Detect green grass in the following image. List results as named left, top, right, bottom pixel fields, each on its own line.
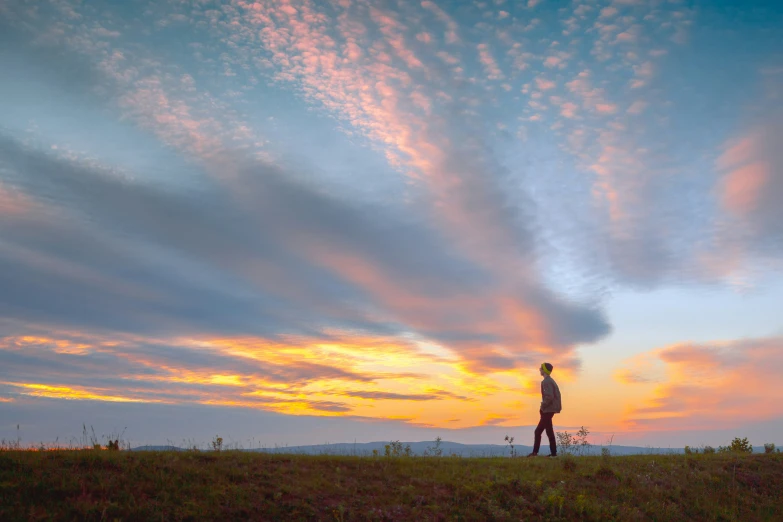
left=1, top=450, right=781, bottom=521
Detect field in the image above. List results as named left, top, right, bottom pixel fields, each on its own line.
left=1, top=449, right=781, bottom=521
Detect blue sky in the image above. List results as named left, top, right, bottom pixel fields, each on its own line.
left=0, top=0, right=781, bottom=448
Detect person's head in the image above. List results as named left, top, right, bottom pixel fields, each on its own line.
left=539, top=362, right=553, bottom=377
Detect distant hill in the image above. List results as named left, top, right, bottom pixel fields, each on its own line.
left=130, top=440, right=727, bottom=456
left=131, top=445, right=185, bottom=452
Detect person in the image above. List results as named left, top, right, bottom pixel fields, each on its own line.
left=527, top=362, right=561, bottom=457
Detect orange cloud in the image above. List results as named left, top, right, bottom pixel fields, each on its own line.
left=5, top=382, right=159, bottom=403
left=0, top=329, right=546, bottom=428
left=617, top=337, right=783, bottom=430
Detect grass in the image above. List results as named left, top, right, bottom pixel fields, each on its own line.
left=0, top=449, right=781, bottom=521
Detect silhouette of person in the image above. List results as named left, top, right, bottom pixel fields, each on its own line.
left=527, top=362, right=561, bottom=457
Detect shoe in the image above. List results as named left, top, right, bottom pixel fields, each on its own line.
left=526, top=452, right=538, bottom=458
left=546, top=454, right=557, bottom=458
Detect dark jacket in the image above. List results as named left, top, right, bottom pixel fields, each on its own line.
left=540, top=375, right=562, bottom=413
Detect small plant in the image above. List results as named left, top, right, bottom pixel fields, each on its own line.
left=556, top=431, right=574, bottom=455
left=540, top=486, right=565, bottom=517
left=2, top=424, right=23, bottom=450
left=763, top=443, right=775, bottom=454
left=83, top=424, right=101, bottom=450
left=684, top=445, right=698, bottom=455
left=703, top=445, right=716, bottom=454
left=424, top=436, right=443, bottom=457
left=504, top=435, right=516, bottom=458
left=602, top=434, right=615, bottom=457
left=575, top=493, right=596, bottom=516
left=211, top=435, right=223, bottom=452
left=106, top=439, right=120, bottom=451
left=561, top=454, right=577, bottom=472
left=556, top=426, right=591, bottom=456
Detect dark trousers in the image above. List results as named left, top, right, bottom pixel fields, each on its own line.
left=533, top=412, right=557, bottom=455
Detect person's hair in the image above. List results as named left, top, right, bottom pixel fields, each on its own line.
left=543, top=362, right=553, bottom=373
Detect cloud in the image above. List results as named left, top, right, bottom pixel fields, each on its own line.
left=420, top=0, right=460, bottom=44
left=618, top=337, right=783, bottom=430
left=717, top=119, right=783, bottom=241
left=535, top=77, right=556, bottom=91
left=626, top=100, right=647, bottom=114
left=477, top=43, right=504, bottom=80
left=600, top=7, right=618, bottom=18
left=0, top=135, right=488, bottom=340
left=0, top=129, right=611, bottom=389
left=697, top=115, right=783, bottom=278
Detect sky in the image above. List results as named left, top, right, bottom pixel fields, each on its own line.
left=0, top=0, right=781, bottom=449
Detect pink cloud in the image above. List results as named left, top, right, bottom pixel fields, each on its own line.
left=626, top=100, right=647, bottom=114
left=370, top=8, right=425, bottom=70
left=713, top=120, right=782, bottom=240
left=416, top=32, right=432, bottom=43
left=477, top=43, right=504, bottom=79
left=595, top=103, right=617, bottom=114
left=560, top=102, right=578, bottom=118
left=535, top=77, right=556, bottom=90
left=600, top=7, right=618, bottom=18
left=630, top=61, right=654, bottom=88
left=544, top=55, right=562, bottom=68
left=721, top=162, right=770, bottom=215
left=421, top=0, right=459, bottom=44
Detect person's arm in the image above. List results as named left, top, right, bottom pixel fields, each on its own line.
left=541, top=380, right=554, bottom=411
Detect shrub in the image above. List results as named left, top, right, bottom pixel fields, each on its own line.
left=384, top=440, right=411, bottom=457
left=763, top=443, right=775, bottom=454
left=703, top=445, right=715, bottom=454
left=684, top=445, right=698, bottom=455
left=729, top=437, right=753, bottom=453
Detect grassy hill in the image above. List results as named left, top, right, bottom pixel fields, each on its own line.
left=1, top=449, right=781, bottom=521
